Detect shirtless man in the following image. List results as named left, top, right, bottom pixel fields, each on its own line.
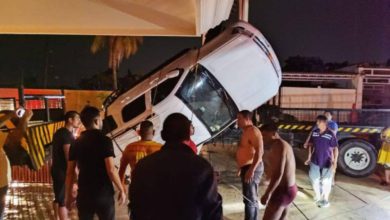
left=236, top=110, right=264, bottom=220
left=260, top=124, right=297, bottom=220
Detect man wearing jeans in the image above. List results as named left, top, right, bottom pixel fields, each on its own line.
left=305, top=115, right=338, bottom=208
left=236, top=110, right=264, bottom=220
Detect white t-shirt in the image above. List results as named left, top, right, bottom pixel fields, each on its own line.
left=0, top=131, right=11, bottom=188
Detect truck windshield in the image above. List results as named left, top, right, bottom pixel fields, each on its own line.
left=176, top=65, right=238, bottom=134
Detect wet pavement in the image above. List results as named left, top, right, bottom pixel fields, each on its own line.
left=4, top=145, right=390, bottom=220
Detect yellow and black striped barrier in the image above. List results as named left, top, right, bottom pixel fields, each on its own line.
left=25, top=121, right=64, bottom=170
left=1, top=112, right=64, bottom=170
left=278, top=124, right=382, bottom=134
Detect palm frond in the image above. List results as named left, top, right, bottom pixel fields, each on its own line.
left=91, top=35, right=144, bottom=90
left=91, top=36, right=106, bottom=54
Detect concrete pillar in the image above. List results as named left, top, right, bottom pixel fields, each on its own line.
left=352, top=73, right=363, bottom=109
left=239, top=0, right=249, bottom=21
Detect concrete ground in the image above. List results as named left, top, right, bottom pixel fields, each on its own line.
left=4, top=145, right=390, bottom=220
left=207, top=144, right=390, bottom=220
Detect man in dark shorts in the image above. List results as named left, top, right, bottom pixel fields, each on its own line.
left=260, top=124, right=297, bottom=220
left=51, top=111, right=80, bottom=220
left=65, top=106, right=126, bottom=220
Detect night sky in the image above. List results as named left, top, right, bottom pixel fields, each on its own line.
left=0, top=0, right=389, bottom=88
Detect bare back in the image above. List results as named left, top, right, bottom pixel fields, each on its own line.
left=270, top=139, right=296, bottom=188
left=236, top=125, right=263, bottom=168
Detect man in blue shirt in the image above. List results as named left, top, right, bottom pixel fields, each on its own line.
left=305, top=115, right=338, bottom=208
left=304, top=111, right=339, bottom=149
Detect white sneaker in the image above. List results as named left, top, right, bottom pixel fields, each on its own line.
left=258, top=201, right=266, bottom=210
left=318, top=200, right=330, bottom=208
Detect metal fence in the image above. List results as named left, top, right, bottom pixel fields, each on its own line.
left=276, top=108, right=390, bottom=127
left=11, top=161, right=52, bottom=183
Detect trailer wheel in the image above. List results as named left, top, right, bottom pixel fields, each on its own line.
left=338, top=139, right=377, bottom=177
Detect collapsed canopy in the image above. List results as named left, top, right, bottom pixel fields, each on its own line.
left=0, top=0, right=233, bottom=36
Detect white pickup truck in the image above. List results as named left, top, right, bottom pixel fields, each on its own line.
left=103, top=21, right=282, bottom=160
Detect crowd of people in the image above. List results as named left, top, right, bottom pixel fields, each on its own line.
left=53, top=107, right=222, bottom=220
left=48, top=107, right=300, bottom=220
left=1, top=107, right=390, bottom=220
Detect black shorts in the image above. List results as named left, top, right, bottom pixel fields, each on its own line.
left=77, top=195, right=115, bottom=220
left=51, top=171, right=66, bottom=207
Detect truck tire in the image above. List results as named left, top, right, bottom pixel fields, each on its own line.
left=338, top=139, right=377, bottom=177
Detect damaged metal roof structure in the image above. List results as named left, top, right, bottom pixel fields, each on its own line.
left=0, top=0, right=234, bottom=36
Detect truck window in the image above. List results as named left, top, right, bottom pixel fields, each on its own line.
left=151, top=72, right=182, bottom=105
left=176, top=65, right=238, bottom=134
left=122, top=95, right=146, bottom=122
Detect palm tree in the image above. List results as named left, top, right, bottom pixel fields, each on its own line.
left=91, top=36, right=143, bottom=90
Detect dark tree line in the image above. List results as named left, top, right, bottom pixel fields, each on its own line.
left=283, top=56, right=390, bottom=72
left=79, top=69, right=141, bottom=91
left=283, top=56, right=349, bottom=72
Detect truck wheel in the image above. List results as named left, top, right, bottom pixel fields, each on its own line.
left=338, top=139, right=377, bottom=177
